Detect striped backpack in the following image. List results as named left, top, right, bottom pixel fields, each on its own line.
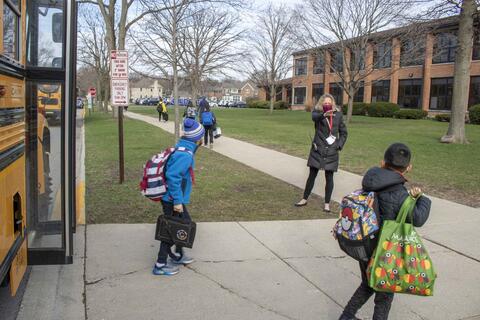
left=139, top=147, right=192, bottom=201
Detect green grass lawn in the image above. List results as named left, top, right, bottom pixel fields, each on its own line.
left=129, top=105, right=480, bottom=207
left=85, top=112, right=336, bottom=224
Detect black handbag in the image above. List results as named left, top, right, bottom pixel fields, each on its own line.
left=155, top=214, right=196, bottom=248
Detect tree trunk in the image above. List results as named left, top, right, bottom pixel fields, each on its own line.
left=269, top=84, right=275, bottom=114
left=173, top=9, right=180, bottom=141
left=346, top=86, right=354, bottom=124
left=441, top=0, right=475, bottom=144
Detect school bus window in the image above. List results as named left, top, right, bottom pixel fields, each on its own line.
left=3, top=1, right=20, bottom=60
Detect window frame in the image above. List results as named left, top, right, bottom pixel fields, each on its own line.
left=432, top=32, right=457, bottom=64
left=400, top=38, right=425, bottom=67
left=329, top=50, right=343, bottom=73
left=429, top=77, right=454, bottom=110
left=468, top=76, right=480, bottom=107
left=373, top=42, right=392, bottom=69
left=3, top=0, right=22, bottom=62
left=294, top=57, right=307, bottom=76
left=329, top=82, right=343, bottom=105
left=397, top=78, right=423, bottom=109
left=312, top=53, right=324, bottom=74
left=371, top=80, right=391, bottom=102
left=293, top=86, right=306, bottom=105
left=312, top=83, right=324, bottom=105
left=473, top=33, right=480, bottom=61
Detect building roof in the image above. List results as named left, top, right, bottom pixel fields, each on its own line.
left=293, top=15, right=463, bottom=56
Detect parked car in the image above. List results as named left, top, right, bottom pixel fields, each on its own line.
left=218, top=100, right=226, bottom=107
left=232, top=101, right=246, bottom=108
left=147, top=97, right=160, bottom=105
left=209, top=101, right=218, bottom=108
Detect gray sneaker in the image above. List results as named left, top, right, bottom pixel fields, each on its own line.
left=171, top=254, right=195, bottom=265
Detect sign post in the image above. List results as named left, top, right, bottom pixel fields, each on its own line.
left=111, top=50, right=129, bottom=184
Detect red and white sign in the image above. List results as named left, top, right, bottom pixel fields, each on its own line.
left=111, top=50, right=129, bottom=79
left=89, top=87, right=96, bottom=97
left=111, top=50, right=129, bottom=106
left=111, top=79, right=129, bottom=106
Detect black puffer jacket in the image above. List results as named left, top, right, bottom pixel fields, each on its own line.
left=307, top=110, right=348, bottom=172
left=362, top=167, right=431, bottom=227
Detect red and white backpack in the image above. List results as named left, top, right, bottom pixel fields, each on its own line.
left=139, top=147, right=192, bottom=201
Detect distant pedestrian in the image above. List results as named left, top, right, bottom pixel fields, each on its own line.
left=339, top=143, right=431, bottom=320
left=295, top=93, right=347, bottom=212
left=184, top=101, right=197, bottom=120
left=156, top=98, right=168, bottom=122
left=198, top=96, right=209, bottom=114
left=153, top=118, right=205, bottom=276
left=200, top=104, right=216, bottom=148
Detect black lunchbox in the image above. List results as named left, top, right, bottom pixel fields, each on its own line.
left=155, top=214, right=196, bottom=248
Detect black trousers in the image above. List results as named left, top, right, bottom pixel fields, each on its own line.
left=162, top=112, right=168, bottom=121
left=341, top=261, right=394, bottom=320
left=156, top=201, right=191, bottom=264
left=303, top=167, right=334, bottom=203
left=204, top=125, right=214, bottom=145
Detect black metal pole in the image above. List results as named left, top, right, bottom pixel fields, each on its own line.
left=118, top=106, right=125, bottom=184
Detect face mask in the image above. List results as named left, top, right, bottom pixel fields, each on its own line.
left=322, top=104, right=333, bottom=113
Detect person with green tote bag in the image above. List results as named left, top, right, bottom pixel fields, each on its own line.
left=367, top=195, right=437, bottom=296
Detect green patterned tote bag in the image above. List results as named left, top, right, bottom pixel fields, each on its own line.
left=367, top=195, right=436, bottom=296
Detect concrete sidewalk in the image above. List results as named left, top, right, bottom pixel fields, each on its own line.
left=125, top=111, right=480, bottom=261
left=18, top=221, right=480, bottom=320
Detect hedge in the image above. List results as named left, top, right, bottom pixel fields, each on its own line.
left=367, top=102, right=400, bottom=118
left=247, top=100, right=269, bottom=109
left=469, top=104, right=480, bottom=124
left=274, top=101, right=288, bottom=110
left=342, top=102, right=369, bottom=116
left=394, top=109, right=428, bottom=119
left=435, top=114, right=450, bottom=122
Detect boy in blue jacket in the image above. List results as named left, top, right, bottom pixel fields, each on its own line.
left=153, top=118, right=205, bottom=276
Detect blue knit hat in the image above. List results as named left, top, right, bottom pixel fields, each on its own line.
left=183, top=118, right=204, bottom=142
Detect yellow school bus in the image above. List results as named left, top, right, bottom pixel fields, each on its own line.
left=0, top=0, right=77, bottom=299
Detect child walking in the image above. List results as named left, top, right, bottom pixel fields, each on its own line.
left=339, top=143, right=431, bottom=320
left=200, top=104, right=216, bottom=148
left=153, top=118, right=204, bottom=276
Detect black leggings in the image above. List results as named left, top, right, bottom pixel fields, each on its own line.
left=303, top=167, right=334, bottom=203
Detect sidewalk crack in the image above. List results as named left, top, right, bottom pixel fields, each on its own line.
left=186, top=265, right=297, bottom=320
left=237, top=222, right=344, bottom=309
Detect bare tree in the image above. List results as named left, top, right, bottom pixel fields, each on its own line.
left=179, top=5, right=244, bottom=106
left=432, top=0, right=478, bottom=144
left=297, top=0, right=424, bottom=123
left=131, top=0, right=192, bottom=139
left=77, top=6, right=111, bottom=112
left=247, top=4, right=295, bottom=114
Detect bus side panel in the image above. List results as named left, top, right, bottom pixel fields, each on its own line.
left=9, top=239, right=27, bottom=296
left=0, top=75, right=24, bottom=108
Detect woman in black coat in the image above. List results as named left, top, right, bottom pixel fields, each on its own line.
left=295, top=93, right=348, bottom=212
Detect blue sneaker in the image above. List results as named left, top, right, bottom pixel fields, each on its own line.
left=152, top=264, right=179, bottom=276
left=171, top=254, right=195, bottom=265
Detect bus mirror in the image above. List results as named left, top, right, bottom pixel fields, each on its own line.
left=52, top=13, right=63, bottom=43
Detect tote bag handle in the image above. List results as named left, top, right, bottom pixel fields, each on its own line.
left=395, top=195, right=417, bottom=224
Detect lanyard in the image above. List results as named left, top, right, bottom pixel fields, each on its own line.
left=325, top=113, right=333, bottom=133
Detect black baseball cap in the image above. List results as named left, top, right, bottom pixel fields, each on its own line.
left=384, top=143, right=411, bottom=169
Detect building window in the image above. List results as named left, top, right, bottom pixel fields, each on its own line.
left=330, top=50, right=343, bottom=73
left=354, top=82, right=364, bottom=102
left=293, top=87, right=306, bottom=104
left=313, top=53, right=324, bottom=74
left=373, top=42, right=392, bottom=69
left=469, top=76, right=480, bottom=107
left=350, top=49, right=365, bottom=71
left=430, top=77, right=454, bottom=110
left=371, top=80, right=390, bottom=102
left=295, top=57, right=307, bottom=76
left=473, top=33, right=480, bottom=61
left=3, top=1, right=21, bottom=61
left=400, top=38, right=425, bottom=67
left=433, top=32, right=457, bottom=64
left=312, top=83, right=324, bottom=105
left=329, top=83, right=343, bottom=105
left=398, top=79, right=422, bottom=109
